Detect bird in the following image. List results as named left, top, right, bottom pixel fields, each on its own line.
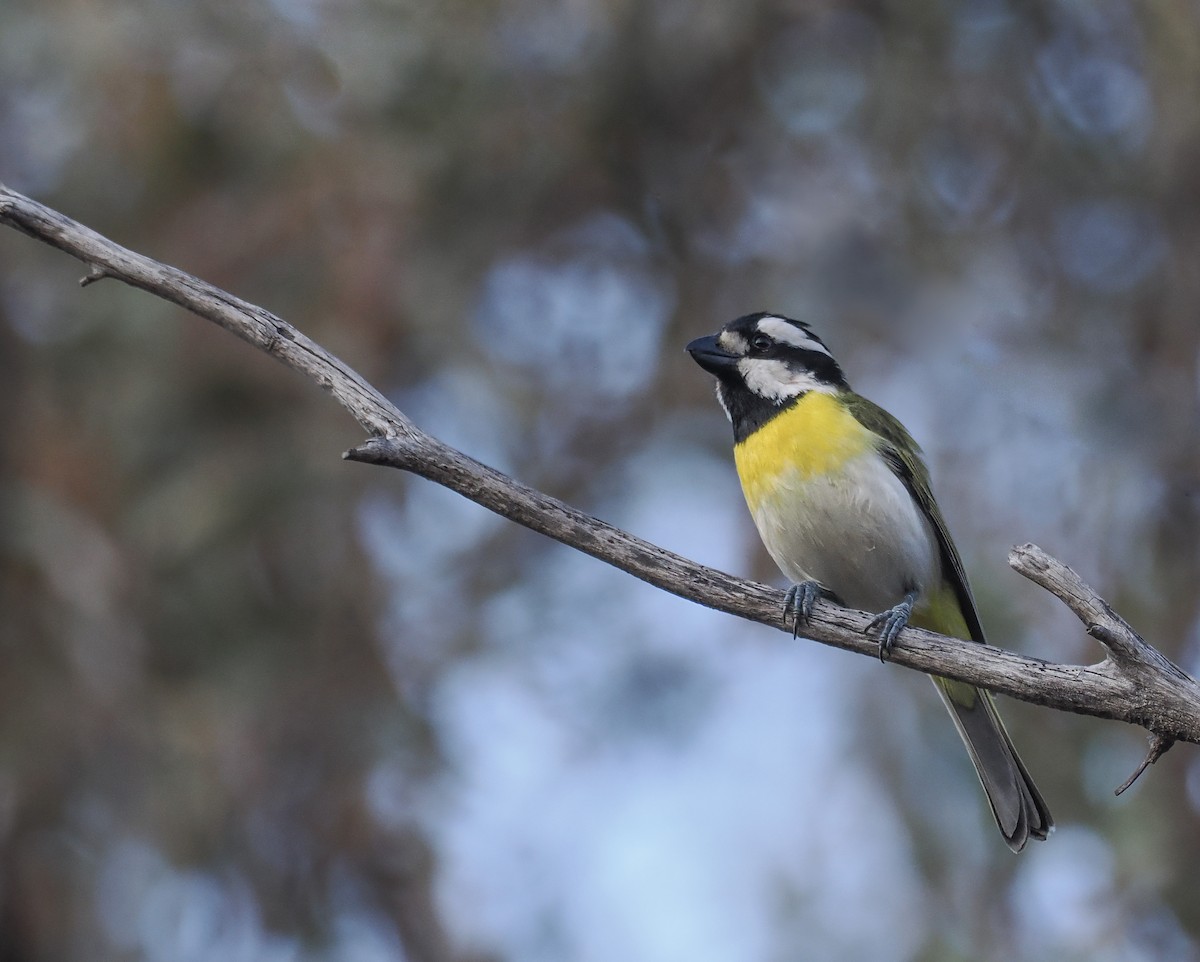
left=686, top=311, right=1052, bottom=852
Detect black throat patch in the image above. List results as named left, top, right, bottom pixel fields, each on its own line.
left=719, top=382, right=801, bottom=445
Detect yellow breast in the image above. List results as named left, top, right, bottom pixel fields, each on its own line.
left=733, top=391, right=874, bottom=513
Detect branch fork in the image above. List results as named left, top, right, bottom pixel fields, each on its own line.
left=1007, top=544, right=1191, bottom=791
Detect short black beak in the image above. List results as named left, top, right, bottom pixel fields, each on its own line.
left=686, top=335, right=738, bottom=376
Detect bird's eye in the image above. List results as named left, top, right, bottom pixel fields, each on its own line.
left=750, top=334, right=772, bottom=353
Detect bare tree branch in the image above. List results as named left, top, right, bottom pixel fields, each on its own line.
left=1114, top=733, right=1174, bottom=796
left=5, top=182, right=1200, bottom=770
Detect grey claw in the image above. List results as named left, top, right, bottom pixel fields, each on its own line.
left=866, top=592, right=916, bottom=661
left=784, top=581, right=824, bottom=638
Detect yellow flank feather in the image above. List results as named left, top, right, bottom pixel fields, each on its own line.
left=733, top=392, right=873, bottom=513
left=910, top=583, right=972, bottom=640
left=913, top=585, right=979, bottom=707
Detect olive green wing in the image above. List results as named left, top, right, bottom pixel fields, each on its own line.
left=842, top=392, right=986, bottom=645
left=844, top=392, right=1053, bottom=850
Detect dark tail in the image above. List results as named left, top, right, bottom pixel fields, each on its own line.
left=933, top=676, right=1053, bottom=852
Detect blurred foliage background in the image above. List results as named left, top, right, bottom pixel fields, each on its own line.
left=3, top=0, right=1200, bottom=959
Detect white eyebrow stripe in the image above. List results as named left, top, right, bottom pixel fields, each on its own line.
left=755, top=316, right=832, bottom=357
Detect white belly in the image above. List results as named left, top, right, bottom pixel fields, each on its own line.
left=748, top=452, right=940, bottom=613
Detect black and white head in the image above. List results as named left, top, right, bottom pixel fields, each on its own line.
left=686, top=312, right=847, bottom=436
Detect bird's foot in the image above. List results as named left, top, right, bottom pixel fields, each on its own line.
left=783, top=580, right=833, bottom=638
left=866, top=591, right=917, bottom=662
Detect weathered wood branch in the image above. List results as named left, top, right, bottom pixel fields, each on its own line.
left=4, top=183, right=1198, bottom=785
